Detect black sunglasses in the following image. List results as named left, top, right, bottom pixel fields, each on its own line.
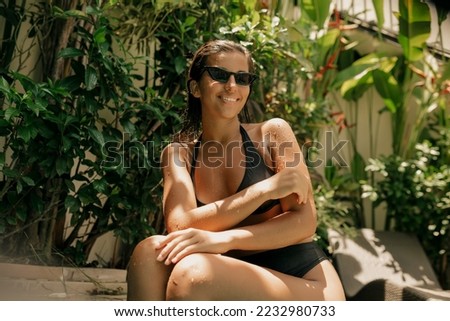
left=202, top=66, right=258, bottom=86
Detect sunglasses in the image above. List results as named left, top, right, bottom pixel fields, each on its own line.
left=202, top=66, right=258, bottom=86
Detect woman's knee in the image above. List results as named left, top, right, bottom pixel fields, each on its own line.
left=127, top=235, right=166, bottom=277
left=127, top=235, right=171, bottom=301
left=166, top=253, right=216, bottom=300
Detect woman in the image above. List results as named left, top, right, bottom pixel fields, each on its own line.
left=126, top=39, right=345, bottom=300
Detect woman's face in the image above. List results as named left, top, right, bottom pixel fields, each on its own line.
left=192, top=50, right=251, bottom=121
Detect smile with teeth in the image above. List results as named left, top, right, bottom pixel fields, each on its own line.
left=222, top=96, right=238, bottom=102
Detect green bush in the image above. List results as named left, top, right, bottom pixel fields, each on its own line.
left=362, top=140, right=450, bottom=283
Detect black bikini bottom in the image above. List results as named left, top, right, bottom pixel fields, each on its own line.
left=238, top=242, right=329, bottom=278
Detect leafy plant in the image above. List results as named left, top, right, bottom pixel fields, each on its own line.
left=333, top=0, right=450, bottom=159
left=361, top=140, right=450, bottom=286
left=0, top=1, right=179, bottom=267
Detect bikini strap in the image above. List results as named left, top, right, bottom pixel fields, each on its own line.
left=190, top=137, right=201, bottom=178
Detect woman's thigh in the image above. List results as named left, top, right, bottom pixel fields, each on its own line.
left=166, top=253, right=345, bottom=301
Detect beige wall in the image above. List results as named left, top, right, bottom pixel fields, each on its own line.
left=314, top=88, right=393, bottom=230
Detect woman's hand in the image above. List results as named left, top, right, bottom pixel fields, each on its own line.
left=155, top=228, right=230, bottom=265
left=267, top=167, right=310, bottom=204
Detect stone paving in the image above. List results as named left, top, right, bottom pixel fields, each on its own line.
left=0, top=263, right=127, bottom=301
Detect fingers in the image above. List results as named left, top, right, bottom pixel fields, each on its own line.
left=290, top=169, right=309, bottom=204
left=273, top=168, right=309, bottom=204
left=155, top=229, right=206, bottom=265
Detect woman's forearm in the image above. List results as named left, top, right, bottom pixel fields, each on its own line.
left=222, top=198, right=317, bottom=252
left=166, top=179, right=274, bottom=232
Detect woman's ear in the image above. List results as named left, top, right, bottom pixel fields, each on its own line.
left=189, top=80, right=201, bottom=98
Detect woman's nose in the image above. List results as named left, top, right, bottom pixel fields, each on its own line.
left=224, top=75, right=237, bottom=90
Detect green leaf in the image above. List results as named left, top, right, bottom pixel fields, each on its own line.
left=94, top=26, right=107, bottom=44
left=316, top=29, right=340, bottom=69
left=324, top=161, right=337, bottom=184
left=398, top=0, right=431, bottom=62
left=174, top=55, right=187, bottom=75
left=300, top=0, right=333, bottom=29
left=0, top=152, right=5, bottom=168
left=435, top=3, right=450, bottom=25
left=0, top=77, right=11, bottom=94
left=78, top=184, right=100, bottom=205
left=2, top=167, right=19, bottom=178
left=16, top=180, right=23, bottom=194
left=59, top=75, right=82, bottom=92
left=121, top=119, right=135, bottom=135
left=440, top=62, right=450, bottom=82
left=63, top=9, right=88, bottom=20
left=93, top=178, right=109, bottom=193
left=373, top=69, right=402, bottom=113
left=29, top=192, right=44, bottom=214
left=372, top=0, right=385, bottom=32
left=17, top=126, right=32, bottom=142
left=56, top=157, right=68, bottom=176
left=331, top=55, right=379, bottom=89
left=12, top=72, right=34, bottom=92
left=4, top=107, right=19, bottom=121
left=351, top=152, right=367, bottom=182
left=0, top=118, right=11, bottom=135
left=21, top=176, right=35, bottom=186
left=65, top=179, right=76, bottom=192
left=183, top=16, right=197, bottom=27
left=28, top=97, right=48, bottom=116
left=85, top=65, right=98, bottom=91
left=15, top=206, right=27, bottom=222
left=58, top=47, right=85, bottom=58
left=88, top=127, right=105, bottom=146
left=6, top=215, right=17, bottom=225
left=332, top=54, right=397, bottom=101
left=65, top=195, right=81, bottom=212
left=62, top=136, right=72, bottom=152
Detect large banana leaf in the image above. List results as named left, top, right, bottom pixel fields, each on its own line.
left=372, top=0, right=385, bottom=33
left=331, top=54, right=397, bottom=101
left=398, top=0, right=431, bottom=62
left=300, top=0, right=333, bottom=29
left=372, top=69, right=402, bottom=113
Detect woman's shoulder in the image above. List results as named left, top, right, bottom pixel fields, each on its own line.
left=160, top=141, right=197, bottom=168
left=243, top=118, right=293, bottom=139
left=262, top=117, right=292, bottom=131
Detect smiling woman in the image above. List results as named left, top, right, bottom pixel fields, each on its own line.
left=126, top=39, right=345, bottom=301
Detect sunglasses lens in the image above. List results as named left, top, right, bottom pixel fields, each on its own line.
left=208, top=68, right=230, bottom=83
left=235, top=73, right=252, bottom=86
left=206, top=67, right=256, bottom=86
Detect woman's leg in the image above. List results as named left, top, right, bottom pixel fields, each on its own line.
left=166, top=253, right=345, bottom=301
left=126, top=235, right=174, bottom=300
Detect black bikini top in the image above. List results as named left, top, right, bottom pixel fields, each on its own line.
left=190, top=125, right=280, bottom=215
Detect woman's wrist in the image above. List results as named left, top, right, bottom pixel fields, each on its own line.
left=254, top=178, right=274, bottom=202
left=219, top=230, right=237, bottom=252
left=220, top=229, right=251, bottom=251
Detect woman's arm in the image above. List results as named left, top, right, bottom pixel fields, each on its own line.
left=221, top=195, right=316, bottom=252
left=161, top=143, right=267, bottom=232
left=161, top=136, right=308, bottom=233
left=207, top=118, right=317, bottom=251
left=156, top=198, right=316, bottom=266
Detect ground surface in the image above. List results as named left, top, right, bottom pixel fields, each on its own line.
left=0, top=262, right=127, bottom=301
